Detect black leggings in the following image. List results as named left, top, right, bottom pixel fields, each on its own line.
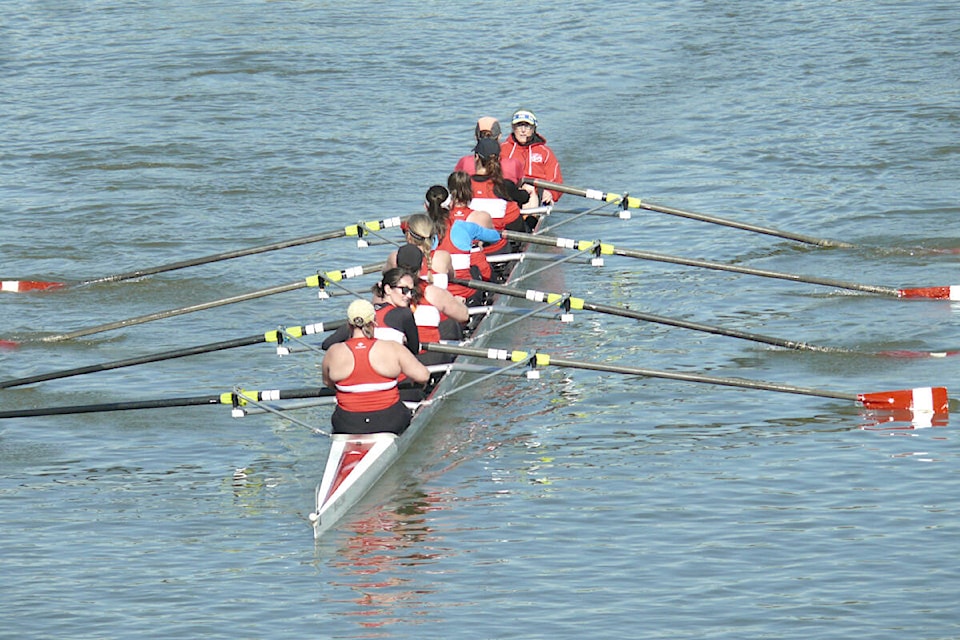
left=332, top=401, right=413, bottom=435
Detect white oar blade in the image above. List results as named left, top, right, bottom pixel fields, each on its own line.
left=897, top=285, right=960, bottom=300
left=857, top=386, right=949, bottom=413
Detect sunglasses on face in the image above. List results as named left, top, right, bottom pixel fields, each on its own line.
left=392, top=285, right=415, bottom=296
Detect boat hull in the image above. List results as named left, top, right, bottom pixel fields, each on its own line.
left=310, top=371, right=462, bottom=537
left=310, top=228, right=541, bottom=537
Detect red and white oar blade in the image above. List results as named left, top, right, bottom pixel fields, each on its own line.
left=0, top=340, right=18, bottom=351
left=878, top=349, right=960, bottom=358
left=897, top=285, right=960, bottom=300
left=860, top=409, right=949, bottom=430
left=857, top=386, right=949, bottom=413
left=1, top=280, right=67, bottom=293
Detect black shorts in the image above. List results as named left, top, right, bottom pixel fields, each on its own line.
left=331, top=401, right=413, bottom=436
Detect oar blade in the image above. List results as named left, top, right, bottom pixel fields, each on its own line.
left=861, top=409, right=950, bottom=430
left=877, top=349, right=960, bottom=358
left=857, top=386, right=949, bottom=413
left=2, top=280, right=67, bottom=293
left=897, top=286, right=960, bottom=300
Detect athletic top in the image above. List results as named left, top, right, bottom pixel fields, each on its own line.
left=322, top=303, right=419, bottom=355
left=437, top=205, right=499, bottom=299
left=334, top=337, right=400, bottom=412
left=469, top=175, right=528, bottom=254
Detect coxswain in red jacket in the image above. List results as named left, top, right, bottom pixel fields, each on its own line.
left=501, top=109, right=563, bottom=205
left=322, top=299, right=430, bottom=435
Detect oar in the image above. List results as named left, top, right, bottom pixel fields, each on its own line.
left=0, top=318, right=345, bottom=390
left=0, top=386, right=334, bottom=420
left=423, top=343, right=950, bottom=414
left=522, top=178, right=854, bottom=248
left=0, top=218, right=402, bottom=294
left=502, top=230, right=960, bottom=301
left=452, top=277, right=956, bottom=358
left=7, top=261, right=383, bottom=345
left=453, top=277, right=849, bottom=354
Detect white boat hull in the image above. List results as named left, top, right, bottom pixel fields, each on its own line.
left=310, top=223, right=543, bottom=537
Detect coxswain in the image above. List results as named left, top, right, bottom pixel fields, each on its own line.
left=322, top=299, right=429, bottom=436
left=501, top=109, right=564, bottom=208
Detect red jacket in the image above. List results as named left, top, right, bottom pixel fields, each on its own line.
left=500, top=133, right=563, bottom=202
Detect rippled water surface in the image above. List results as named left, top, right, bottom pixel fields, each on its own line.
left=2, top=1, right=959, bottom=638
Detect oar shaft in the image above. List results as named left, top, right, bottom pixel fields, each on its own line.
left=0, top=335, right=266, bottom=389
left=424, top=343, right=856, bottom=402
left=40, top=281, right=308, bottom=343
left=524, top=179, right=854, bottom=248
left=451, top=277, right=848, bottom=354
left=0, top=395, right=224, bottom=418
left=0, top=386, right=335, bottom=419
left=502, top=230, right=900, bottom=297
left=31, top=260, right=383, bottom=344
left=82, top=229, right=348, bottom=285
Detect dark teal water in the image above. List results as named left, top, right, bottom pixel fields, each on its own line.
left=2, top=1, right=959, bottom=638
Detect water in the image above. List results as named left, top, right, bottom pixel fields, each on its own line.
left=2, top=1, right=959, bottom=638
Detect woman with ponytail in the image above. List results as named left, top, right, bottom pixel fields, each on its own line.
left=468, top=138, right=529, bottom=257
left=435, top=173, right=501, bottom=305
left=322, top=298, right=429, bottom=435
left=386, top=213, right=454, bottom=289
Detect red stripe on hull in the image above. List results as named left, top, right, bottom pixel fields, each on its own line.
left=323, top=440, right=375, bottom=504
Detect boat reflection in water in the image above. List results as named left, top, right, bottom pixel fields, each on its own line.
left=321, top=488, right=450, bottom=629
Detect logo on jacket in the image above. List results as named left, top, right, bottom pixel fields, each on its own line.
left=530, top=152, right=544, bottom=163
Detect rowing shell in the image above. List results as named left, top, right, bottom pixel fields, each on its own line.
left=308, top=393, right=450, bottom=537
left=308, top=215, right=546, bottom=538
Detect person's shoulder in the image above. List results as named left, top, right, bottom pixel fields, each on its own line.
left=324, top=339, right=350, bottom=357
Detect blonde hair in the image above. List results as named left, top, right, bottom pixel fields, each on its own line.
left=405, top=214, right=435, bottom=275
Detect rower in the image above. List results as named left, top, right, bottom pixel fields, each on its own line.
left=385, top=214, right=454, bottom=289
left=453, top=115, right=524, bottom=183
left=396, top=245, right=469, bottom=366
left=439, top=172, right=501, bottom=306
left=322, top=268, right=420, bottom=356
left=469, top=137, right=530, bottom=264
left=322, top=299, right=429, bottom=436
